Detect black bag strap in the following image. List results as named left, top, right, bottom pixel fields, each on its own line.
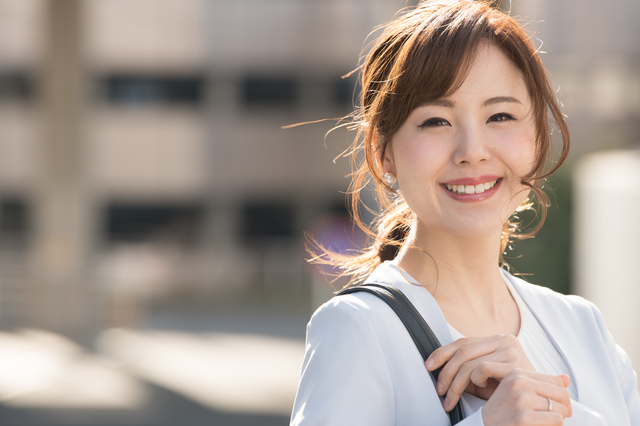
left=338, top=283, right=465, bottom=425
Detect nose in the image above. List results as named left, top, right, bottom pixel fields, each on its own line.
left=452, top=126, right=491, bottom=165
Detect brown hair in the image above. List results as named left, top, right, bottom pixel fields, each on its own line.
left=311, top=0, right=569, bottom=286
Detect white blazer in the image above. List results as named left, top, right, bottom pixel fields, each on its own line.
left=291, top=261, right=640, bottom=425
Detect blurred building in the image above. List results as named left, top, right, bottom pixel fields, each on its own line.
left=515, top=0, right=640, bottom=153
left=0, top=0, right=408, bottom=338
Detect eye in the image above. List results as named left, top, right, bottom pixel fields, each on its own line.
left=487, top=113, right=515, bottom=123
left=419, top=117, right=451, bottom=128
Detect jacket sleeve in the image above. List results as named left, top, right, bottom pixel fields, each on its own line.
left=290, top=298, right=396, bottom=426
left=593, top=302, right=640, bottom=425
left=561, top=300, right=640, bottom=426
left=565, top=400, right=607, bottom=425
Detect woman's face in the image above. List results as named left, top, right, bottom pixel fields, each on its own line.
left=383, top=42, right=537, bottom=240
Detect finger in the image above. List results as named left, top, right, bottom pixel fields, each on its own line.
left=437, top=345, right=512, bottom=396
left=501, top=370, right=572, bottom=417
left=466, top=378, right=499, bottom=401
left=557, top=374, right=572, bottom=416
left=508, top=368, right=566, bottom=388
left=425, top=339, right=467, bottom=371
left=532, top=379, right=572, bottom=418
left=425, top=336, right=502, bottom=371
left=558, top=374, right=570, bottom=389
left=506, top=369, right=570, bottom=405
left=537, top=394, right=571, bottom=419
left=468, top=360, right=513, bottom=388
left=444, top=361, right=512, bottom=411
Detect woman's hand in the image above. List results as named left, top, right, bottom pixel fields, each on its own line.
left=425, top=335, right=535, bottom=411
left=482, top=369, right=572, bottom=425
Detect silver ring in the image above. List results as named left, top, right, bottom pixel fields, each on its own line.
left=547, top=397, right=553, bottom=412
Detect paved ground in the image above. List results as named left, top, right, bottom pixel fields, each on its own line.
left=0, top=385, right=290, bottom=426
left=0, top=303, right=310, bottom=426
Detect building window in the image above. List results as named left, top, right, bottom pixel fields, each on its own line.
left=102, top=75, right=205, bottom=106
left=104, top=203, right=205, bottom=244
left=241, top=201, right=295, bottom=241
left=332, top=75, right=358, bottom=106
left=0, top=197, right=30, bottom=247
left=241, top=76, right=298, bottom=107
left=0, top=72, right=35, bottom=101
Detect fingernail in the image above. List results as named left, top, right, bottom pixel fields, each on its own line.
left=425, top=358, right=434, bottom=370
left=436, top=383, right=444, bottom=395
left=442, top=397, right=449, bottom=411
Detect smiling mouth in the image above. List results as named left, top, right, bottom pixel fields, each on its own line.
left=444, top=179, right=500, bottom=195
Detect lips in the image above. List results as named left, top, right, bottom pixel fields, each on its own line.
left=445, top=178, right=499, bottom=195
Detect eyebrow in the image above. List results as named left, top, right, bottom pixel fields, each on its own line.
left=422, top=99, right=455, bottom=108
left=420, top=96, right=522, bottom=108
left=483, top=96, right=522, bottom=106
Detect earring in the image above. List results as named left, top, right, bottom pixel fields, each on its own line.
left=384, top=172, right=396, bottom=185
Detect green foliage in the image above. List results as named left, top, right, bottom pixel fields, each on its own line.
left=504, top=169, right=573, bottom=295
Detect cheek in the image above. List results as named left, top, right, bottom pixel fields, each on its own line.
left=394, top=133, right=448, bottom=169
left=395, top=145, right=448, bottom=193
left=503, top=131, right=536, bottom=212
left=503, top=129, right=537, bottom=177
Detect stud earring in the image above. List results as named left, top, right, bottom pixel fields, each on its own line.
left=384, top=172, right=396, bottom=185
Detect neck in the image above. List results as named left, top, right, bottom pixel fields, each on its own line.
left=394, top=221, right=505, bottom=304
left=394, top=220, right=521, bottom=337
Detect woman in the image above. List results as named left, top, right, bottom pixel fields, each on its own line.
left=291, top=1, right=640, bottom=425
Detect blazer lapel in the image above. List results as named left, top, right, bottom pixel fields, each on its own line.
left=503, top=271, right=583, bottom=400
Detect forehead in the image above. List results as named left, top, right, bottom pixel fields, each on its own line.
left=452, top=43, right=529, bottom=103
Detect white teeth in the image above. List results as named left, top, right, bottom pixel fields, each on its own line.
left=445, top=179, right=498, bottom=194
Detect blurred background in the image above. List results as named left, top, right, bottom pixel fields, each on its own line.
left=0, top=0, right=638, bottom=425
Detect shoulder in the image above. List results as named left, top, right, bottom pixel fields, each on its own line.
left=504, top=270, right=595, bottom=309
left=309, top=261, right=416, bottom=330
left=308, top=287, right=401, bottom=339
left=308, top=261, right=438, bottom=336
left=305, top=265, right=427, bottom=364
left=503, top=270, right=602, bottom=323
left=302, top=291, right=399, bottom=384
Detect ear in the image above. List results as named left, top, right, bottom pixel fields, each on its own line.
left=379, top=136, right=396, bottom=176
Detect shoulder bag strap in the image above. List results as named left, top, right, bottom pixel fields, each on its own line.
left=338, top=283, right=465, bottom=425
